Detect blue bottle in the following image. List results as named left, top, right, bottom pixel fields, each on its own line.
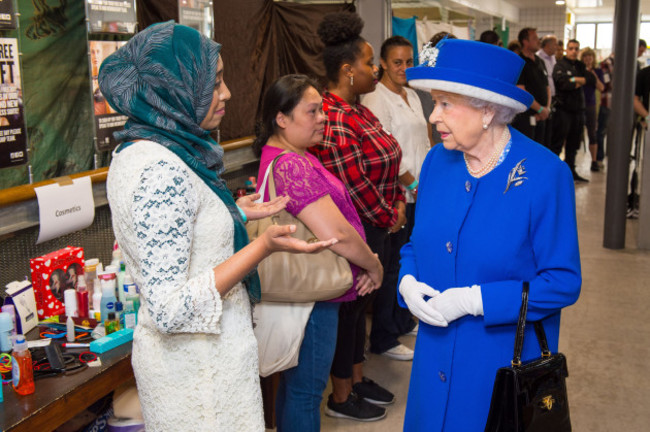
left=99, top=272, right=117, bottom=323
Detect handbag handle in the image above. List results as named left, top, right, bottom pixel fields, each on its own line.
left=511, top=282, right=553, bottom=367
left=256, top=151, right=291, bottom=204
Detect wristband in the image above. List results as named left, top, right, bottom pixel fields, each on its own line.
left=236, top=205, right=247, bottom=223
left=406, top=179, right=419, bottom=191
left=536, top=106, right=544, bottom=114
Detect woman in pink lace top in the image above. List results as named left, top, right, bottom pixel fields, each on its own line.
left=253, top=74, right=383, bottom=431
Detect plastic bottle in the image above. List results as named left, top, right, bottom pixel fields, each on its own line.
left=11, top=335, right=35, bottom=395
left=122, top=301, right=137, bottom=329
left=66, top=315, right=75, bottom=342
left=76, top=276, right=89, bottom=319
left=115, top=301, right=123, bottom=325
left=104, top=312, right=120, bottom=335
left=84, top=258, right=99, bottom=295
left=1, top=304, right=17, bottom=336
left=92, top=274, right=102, bottom=312
left=63, top=289, right=77, bottom=318
left=117, top=263, right=127, bottom=304
left=99, top=271, right=117, bottom=322
left=0, top=312, right=13, bottom=352
left=123, top=274, right=140, bottom=316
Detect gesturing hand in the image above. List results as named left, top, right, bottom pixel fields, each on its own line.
left=236, top=194, right=290, bottom=221
left=262, top=224, right=338, bottom=254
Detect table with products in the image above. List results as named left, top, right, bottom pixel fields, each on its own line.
left=0, top=337, right=133, bottom=432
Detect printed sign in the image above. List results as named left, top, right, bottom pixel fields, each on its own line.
left=0, top=38, right=26, bottom=169
left=0, top=0, right=15, bottom=29
left=86, top=0, right=137, bottom=34
left=178, top=0, right=213, bottom=39
left=89, top=40, right=128, bottom=152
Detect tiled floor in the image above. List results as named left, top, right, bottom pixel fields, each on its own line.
left=315, top=149, right=650, bottom=432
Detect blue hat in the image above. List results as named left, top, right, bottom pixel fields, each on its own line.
left=406, top=39, right=533, bottom=113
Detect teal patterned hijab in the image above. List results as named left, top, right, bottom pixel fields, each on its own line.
left=98, top=21, right=260, bottom=302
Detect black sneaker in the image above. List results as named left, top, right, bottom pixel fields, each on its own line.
left=590, top=161, right=600, bottom=172
left=353, top=377, right=395, bottom=405
left=572, top=171, right=589, bottom=182
left=324, top=392, right=387, bottom=422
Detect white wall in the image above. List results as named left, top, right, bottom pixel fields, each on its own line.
left=358, top=0, right=390, bottom=57
left=509, top=6, right=567, bottom=46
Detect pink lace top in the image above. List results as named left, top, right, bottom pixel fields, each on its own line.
left=257, top=145, right=365, bottom=302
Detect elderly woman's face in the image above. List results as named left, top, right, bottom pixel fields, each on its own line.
left=430, top=91, right=487, bottom=152
left=200, top=57, right=231, bottom=131
left=278, top=86, right=325, bottom=148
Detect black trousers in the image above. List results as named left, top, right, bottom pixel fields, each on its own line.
left=550, top=108, right=584, bottom=171
left=512, top=113, right=547, bottom=146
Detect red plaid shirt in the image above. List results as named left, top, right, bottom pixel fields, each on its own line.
left=310, top=91, right=405, bottom=228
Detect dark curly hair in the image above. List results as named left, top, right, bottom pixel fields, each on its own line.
left=317, top=12, right=366, bottom=84
left=252, top=74, right=321, bottom=157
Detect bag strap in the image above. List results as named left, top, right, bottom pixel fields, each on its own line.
left=512, top=281, right=554, bottom=367
left=512, top=281, right=529, bottom=367
left=256, top=151, right=291, bottom=204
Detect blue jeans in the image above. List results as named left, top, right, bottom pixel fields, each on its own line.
left=275, top=301, right=340, bottom=432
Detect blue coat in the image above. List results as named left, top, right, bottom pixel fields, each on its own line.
left=398, top=127, right=581, bottom=431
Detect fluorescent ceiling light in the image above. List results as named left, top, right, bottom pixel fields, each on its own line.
left=556, top=1, right=566, bottom=5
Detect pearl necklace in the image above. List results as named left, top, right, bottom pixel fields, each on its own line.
left=464, top=128, right=511, bottom=178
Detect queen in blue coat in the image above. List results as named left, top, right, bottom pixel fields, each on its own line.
left=398, top=39, right=581, bottom=431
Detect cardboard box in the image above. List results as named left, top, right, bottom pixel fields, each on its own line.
left=30, top=246, right=84, bottom=319
left=3, top=280, right=38, bottom=335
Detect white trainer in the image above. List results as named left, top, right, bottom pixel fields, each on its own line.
left=380, top=343, right=414, bottom=361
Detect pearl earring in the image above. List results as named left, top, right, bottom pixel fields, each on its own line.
left=350, top=75, right=354, bottom=86
left=483, top=123, right=489, bottom=130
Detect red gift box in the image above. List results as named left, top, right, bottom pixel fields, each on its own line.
left=30, top=246, right=85, bottom=320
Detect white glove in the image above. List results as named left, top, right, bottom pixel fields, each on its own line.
left=399, top=275, right=447, bottom=327
left=427, top=285, right=483, bottom=324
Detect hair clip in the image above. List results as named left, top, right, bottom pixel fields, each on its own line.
left=419, top=42, right=440, bottom=67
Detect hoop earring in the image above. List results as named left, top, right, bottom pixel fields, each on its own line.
left=350, top=75, right=354, bottom=86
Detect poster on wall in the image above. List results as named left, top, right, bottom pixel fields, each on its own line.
left=178, top=0, right=213, bottom=39
left=0, top=38, right=27, bottom=169
left=89, top=40, right=128, bottom=152
left=85, top=0, right=137, bottom=34
left=0, top=0, right=16, bottom=29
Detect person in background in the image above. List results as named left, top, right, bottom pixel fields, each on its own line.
left=100, top=21, right=336, bottom=431
left=537, top=35, right=558, bottom=149
left=362, top=35, right=432, bottom=358
left=253, top=74, right=383, bottom=432
left=479, top=29, right=501, bottom=46
left=638, top=39, right=647, bottom=70
left=556, top=39, right=565, bottom=62
left=579, top=47, right=605, bottom=173
left=512, top=28, right=550, bottom=143
left=551, top=39, right=595, bottom=182
left=312, top=11, right=407, bottom=422
left=597, top=52, right=614, bottom=166
left=399, top=38, right=581, bottom=431
left=507, top=40, right=521, bottom=55
left=414, top=31, right=457, bottom=144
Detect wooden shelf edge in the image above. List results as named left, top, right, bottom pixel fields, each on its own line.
left=0, top=137, right=255, bottom=208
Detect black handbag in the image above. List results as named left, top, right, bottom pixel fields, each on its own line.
left=485, top=282, right=571, bottom=432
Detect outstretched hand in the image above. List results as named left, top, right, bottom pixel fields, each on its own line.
left=236, top=194, right=290, bottom=221
left=262, top=224, right=338, bottom=254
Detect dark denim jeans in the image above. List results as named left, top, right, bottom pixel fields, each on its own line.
left=275, top=301, right=340, bottom=432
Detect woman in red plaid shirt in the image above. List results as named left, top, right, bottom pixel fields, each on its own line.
left=311, top=12, right=410, bottom=422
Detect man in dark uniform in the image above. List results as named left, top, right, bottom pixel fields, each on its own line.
left=512, top=28, right=550, bottom=143
left=551, top=39, right=595, bottom=182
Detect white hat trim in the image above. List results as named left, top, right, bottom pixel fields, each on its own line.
left=409, top=79, right=528, bottom=112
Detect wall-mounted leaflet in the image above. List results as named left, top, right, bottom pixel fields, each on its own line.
left=85, top=0, right=137, bottom=34
left=178, top=0, right=213, bottom=40
left=89, top=40, right=127, bottom=152
left=0, top=38, right=26, bottom=169
left=0, top=0, right=16, bottom=29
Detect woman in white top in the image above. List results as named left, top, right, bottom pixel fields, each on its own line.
left=100, top=22, right=336, bottom=432
left=361, top=36, right=432, bottom=360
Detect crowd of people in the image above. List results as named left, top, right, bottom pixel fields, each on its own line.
left=97, top=12, right=594, bottom=432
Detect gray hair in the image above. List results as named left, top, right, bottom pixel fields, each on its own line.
left=465, top=96, right=520, bottom=125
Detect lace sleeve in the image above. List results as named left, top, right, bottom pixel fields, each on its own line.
left=132, top=160, right=223, bottom=334
left=272, top=154, right=331, bottom=216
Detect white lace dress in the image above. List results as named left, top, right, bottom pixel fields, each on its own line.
left=107, top=141, right=264, bottom=432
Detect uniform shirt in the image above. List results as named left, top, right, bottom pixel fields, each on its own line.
left=635, top=65, right=650, bottom=111
left=553, top=56, right=595, bottom=112
left=536, top=49, right=556, bottom=96
left=517, top=53, right=549, bottom=115
left=361, top=82, right=431, bottom=203
left=310, top=91, right=405, bottom=228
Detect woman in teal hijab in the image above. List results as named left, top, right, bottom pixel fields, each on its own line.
left=100, top=21, right=335, bottom=431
